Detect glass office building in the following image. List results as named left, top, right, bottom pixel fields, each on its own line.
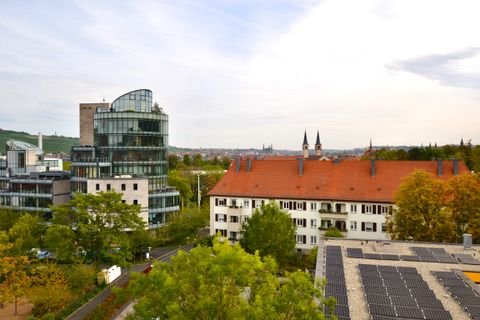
left=72, top=89, right=179, bottom=226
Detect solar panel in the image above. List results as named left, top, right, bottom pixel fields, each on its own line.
left=401, top=255, right=421, bottom=261
left=395, top=306, right=424, bottom=319
left=397, top=266, right=418, bottom=274
left=331, top=294, right=348, bottom=305
left=390, top=295, right=418, bottom=307
left=455, top=295, right=480, bottom=306
left=333, top=304, right=350, bottom=318
left=466, top=306, right=480, bottom=317
left=381, top=254, right=400, bottom=261
left=415, top=298, right=444, bottom=309
left=369, top=304, right=396, bottom=317
left=326, top=284, right=347, bottom=296
left=386, top=286, right=411, bottom=297
left=378, top=266, right=397, bottom=273
left=366, top=294, right=391, bottom=305
left=364, top=253, right=383, bottom=260
left=422, top=308, right=453, bottom=320
left=364, top=285, right=388, bottom=296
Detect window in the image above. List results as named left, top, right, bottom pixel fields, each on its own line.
left=215, top=229, right=227, bottom=237
left=361, top=222, right=377, bottom=232
left=350, top=204, right=357, bottom=213
left=133, top=183, right=138, bottom=190
left=229, top=215, right=239, bottom=223
left=215, top=214, right=227, bottom=222
left=133, top=199, right=138, bottom=205
left=350, top=221, right=357, bottom=231
left=361, top=204, right=372, bottom=214
left=230, top=231, right=238, bottom=240
left=243, top=200, right=249, bottom=208
left=310, top=202, right=317, bottom=211
left=282, top=201, right=289, bottom=210
left=96, top=184, right=100, bottom=191
left=216, top=198, right=227, bottom=206
left=231, top=199, right=237, bottom=207
left=296, top=235, right=307, bottom=244
left=310, top=236, right=317, bottom=244
left=107, top=184, right=111, bottom=191
left=121, top=200, right=126, bottom=203
left=295, top=218, right=307, bottom=228
left=121, top=184, right=126, bottom=191
left=243, top=216, right=249, bottom=223
left=310, top=219, right=317, bottom=228
left=382, top=223, right=387, bottom=232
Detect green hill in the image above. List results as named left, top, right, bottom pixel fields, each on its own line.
left=0, top=129, right=79, bottom=155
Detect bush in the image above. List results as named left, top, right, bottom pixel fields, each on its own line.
left=323, top=227, right=344, bottom=238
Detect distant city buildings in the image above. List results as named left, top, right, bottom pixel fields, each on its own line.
left=209, top=134, right=470, bottom=249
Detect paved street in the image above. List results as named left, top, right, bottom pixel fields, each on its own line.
left=66, top=245, right=193, bottom=320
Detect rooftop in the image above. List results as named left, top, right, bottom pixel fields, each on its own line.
left=317, top=239, right=480, bottom=320
left=208, top=159, right=470, bottom=202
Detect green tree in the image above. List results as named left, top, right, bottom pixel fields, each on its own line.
left=8, top=213, right=44, bottom=255
left=50, top=191, right=147, bottom=264
left=0, top=244, right=31, bottom=315
left=445, top=173, right=480, bottom=242
left=168, top=154, right=179, bottom=170
left=126, top=238, right=331, bottom=320
left=387, top=170, right=455, bottom=242
left=221, top=156, right=231, bottom=169
left=240, top=201, right=296, bottom=267
left=29, top=263, right=72, bottom=317
left=164, top=207, right=209, bottom=243
left=183, top=154, right=191, bottom=166
left=66, top=264, right=97, bottom=294
left=44, top=225, right=76, bottom=263
left=168, top=170, right=193, bottom=207
left=192, top=154, right=203, bottom=167
left=0, top=208, right=19, bottom=232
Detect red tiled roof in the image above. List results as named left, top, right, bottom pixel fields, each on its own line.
left=208, top=159, right=470, bottom=203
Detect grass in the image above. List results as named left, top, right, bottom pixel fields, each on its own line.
left=0, top=129, right=79, bottom=155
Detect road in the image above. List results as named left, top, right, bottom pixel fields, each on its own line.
left=66, top=245, right=193, bottom=320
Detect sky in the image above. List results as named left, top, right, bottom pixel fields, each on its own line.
left=0, top=0, right=479, bottom=150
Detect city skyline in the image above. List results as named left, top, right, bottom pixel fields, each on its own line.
left=0, top=0, right=479, bottom=149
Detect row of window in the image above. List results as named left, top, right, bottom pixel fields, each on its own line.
left=215, top=197, right=393, bottom=215
left=296, top=235, right=317, bottom=245
left=349, top=221, right=387, bottom=232
left=95, top=183, right=138, bottom=191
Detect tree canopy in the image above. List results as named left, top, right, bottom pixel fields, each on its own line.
left=49, top=191, right=150, bottom=264
left=240, top=202, right=296, bottom=267
left=388, top=170, right=480, bottom=242
left=126, top=238, right=332, bottom=320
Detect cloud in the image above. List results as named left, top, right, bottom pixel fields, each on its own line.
left=389, top=47, right=480, bottom=89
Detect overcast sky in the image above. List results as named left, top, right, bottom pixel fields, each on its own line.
left=0, top=0, right=479, bottom=150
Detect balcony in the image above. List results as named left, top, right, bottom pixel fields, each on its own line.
left=319, top=209, right=348, bottom=215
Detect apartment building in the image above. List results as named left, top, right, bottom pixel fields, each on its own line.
left=209, top=158, right=469, bottom=250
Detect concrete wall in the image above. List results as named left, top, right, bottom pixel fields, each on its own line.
left=79, top=103, right=110, bottom=146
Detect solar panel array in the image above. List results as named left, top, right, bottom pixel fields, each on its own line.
left=452, top=253, right=480, bottom=265
left=433, top=271, right=480, bottom=320
left=410, top=247, right=458, bottom=264
left=358, top=264, right=453, bottom=320
left=347, top=246, right=462, bottom=264
left=324, top=246, right=351, bottom=320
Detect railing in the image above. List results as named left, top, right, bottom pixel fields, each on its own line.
left=319, top=209, right=348, bottom=214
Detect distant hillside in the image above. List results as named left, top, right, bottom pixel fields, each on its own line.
left=0, top=129, right=79, bottom=155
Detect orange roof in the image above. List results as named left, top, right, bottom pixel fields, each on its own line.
left=208, top=159, right=470, bottom=203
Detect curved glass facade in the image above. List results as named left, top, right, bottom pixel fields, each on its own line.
left=74, top=89, right=179, bottom=226
left=111, top=89, right=153, bottom=112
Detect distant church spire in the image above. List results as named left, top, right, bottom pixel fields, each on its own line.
left=369, top=138, right=373, bottom=152
left=315, top=130, right=322, bottom=156
left=460, top=137, right=464, bottom=147
left=302, top=130, right=309, bottom=159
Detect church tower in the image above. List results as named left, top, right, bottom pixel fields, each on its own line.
left=302, top=130, right=309, bottom=159
left=315, top=130, right=322, bottom=156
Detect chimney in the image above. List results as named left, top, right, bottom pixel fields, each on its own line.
left=235, top=158, right=241, bottom=173
left=38, top=132, right=43, bottom=150
left=246, top=158, right=252, bottom=172
left=370, top=159, right=376, bottom=177
left=437, top=159, right=443, bottom=176
left=298, top=158, right=304, bottom=176
left=453, top=159, right=458, bottom=175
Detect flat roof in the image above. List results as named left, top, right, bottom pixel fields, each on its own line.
left=318, top=239, right=480, bottom=320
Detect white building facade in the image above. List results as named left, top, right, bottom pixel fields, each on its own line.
left=209, top=158, right=468, bottom=250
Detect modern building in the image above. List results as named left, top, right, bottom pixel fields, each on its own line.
left=0, top=139, right=70, bottom=214
left=71, top=89, right=180, bottom=228
left=208, top=140, right=469, bottom=249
